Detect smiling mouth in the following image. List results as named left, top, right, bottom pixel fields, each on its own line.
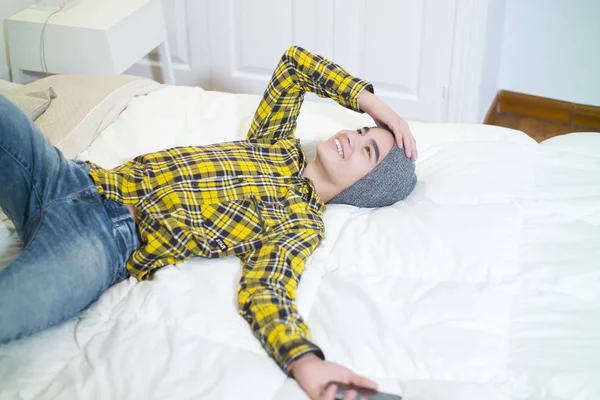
left=333, top=138, right=344, bottom=159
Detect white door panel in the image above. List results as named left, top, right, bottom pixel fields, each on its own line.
left=209, top=0, right=333, bottom=94
left=208, top=0, right=456, bottom=122
left=235, top=0, right=293, bottom=73
left=126, top=0, right=211, bottom=88
left=333, top=0, right=456, bottom=122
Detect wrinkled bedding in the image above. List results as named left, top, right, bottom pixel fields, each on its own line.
left=1, top=86, right=599, bottom=400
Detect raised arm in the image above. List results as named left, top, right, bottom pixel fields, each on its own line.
left=246, top=45, right=373, bottom=142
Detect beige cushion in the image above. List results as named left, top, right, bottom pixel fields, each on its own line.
left=21, top=74, right=161, bottom=158
left=1, top=87, right=56, bottom=120
left=0, top=79, right=22, bottom=91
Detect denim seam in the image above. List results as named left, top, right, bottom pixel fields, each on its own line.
left=0, top=141, right=43, bottom=210
left=21, top=185, right=97, bottom=252
left=108, top=218, right=135, bottom=285
left=110, top=214, right=133, bottom=224
left=19, top=207, right=44, bottom=254
left=96, top=199, right=135, bottom=284
left=43, top=184, right=98, bottom=209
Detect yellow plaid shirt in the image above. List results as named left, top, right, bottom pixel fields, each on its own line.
left=85, top=46, right=372, bottom=372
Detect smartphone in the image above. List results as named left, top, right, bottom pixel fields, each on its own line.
left=324, top=381, right=402, bottom=400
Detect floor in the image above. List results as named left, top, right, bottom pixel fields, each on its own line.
left=488, top=114, right=600, bottom=142
left=484, top=91, right=600, bottom=143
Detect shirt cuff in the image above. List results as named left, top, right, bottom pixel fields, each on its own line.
left=281, top=339, right=325, bottom=377
left=351, top=81, right=375, bottom=114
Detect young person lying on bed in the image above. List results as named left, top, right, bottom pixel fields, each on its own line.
left=0, top=46, right=417, bottom=399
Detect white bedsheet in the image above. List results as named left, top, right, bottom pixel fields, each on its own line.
left=1, top=86, right=599, bottom=400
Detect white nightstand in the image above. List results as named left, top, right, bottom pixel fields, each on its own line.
left=6, top=0, right=175, bottom=84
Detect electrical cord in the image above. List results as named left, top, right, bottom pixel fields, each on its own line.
left=39, top=2, right=67, bottom=75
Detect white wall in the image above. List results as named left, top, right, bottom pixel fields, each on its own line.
left=498, top=0, right=600, bottom=107
left=4, top=0, right=598, bottom=119
left=477, top=0, right=506, bottom=122
left=0, top=0, right=37, bottom=81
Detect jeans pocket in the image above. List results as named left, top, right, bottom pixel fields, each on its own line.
left=110, top=221, right=137, bottom=285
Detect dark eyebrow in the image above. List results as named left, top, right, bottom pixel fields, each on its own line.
left=371, top=139, right=380, bottom=163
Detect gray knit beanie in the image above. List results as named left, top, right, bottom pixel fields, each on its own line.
left=327, top=142, right=417, bottom=208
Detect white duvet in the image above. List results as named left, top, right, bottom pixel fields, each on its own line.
left=1, top=86, right=599, bottom=400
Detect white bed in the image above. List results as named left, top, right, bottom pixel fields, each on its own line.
left=1, top=83, right=599, bottom=400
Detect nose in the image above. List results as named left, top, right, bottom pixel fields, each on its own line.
left=345, top=129, right=366, bottom=156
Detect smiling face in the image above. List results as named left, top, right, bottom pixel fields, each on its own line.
left=314, top=126, right=396, bottom=195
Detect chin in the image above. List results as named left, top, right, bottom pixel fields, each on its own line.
left=315, top=141, right=335, bottom=163
left=315, top=140, right=341, bottom=174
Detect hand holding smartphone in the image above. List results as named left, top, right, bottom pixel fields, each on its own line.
left=323, top=381, right=402, bottom=400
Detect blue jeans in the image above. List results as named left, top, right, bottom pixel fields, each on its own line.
left=0, top=95, right=139, bottom=344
